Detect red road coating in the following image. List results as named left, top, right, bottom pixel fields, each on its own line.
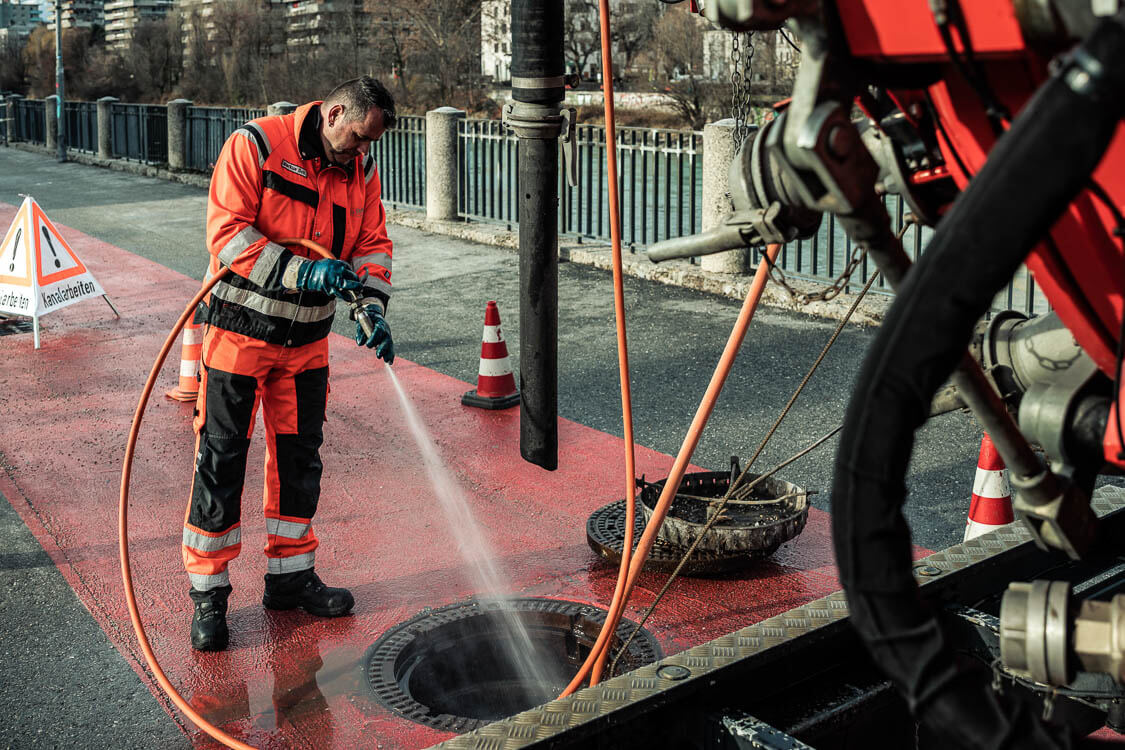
left=0, top=202, right=875, bottom=748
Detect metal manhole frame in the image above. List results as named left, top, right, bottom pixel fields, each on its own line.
left=364, top=596, right=664, bottom=733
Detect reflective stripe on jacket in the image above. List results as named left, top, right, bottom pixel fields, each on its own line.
left=203, top=101, right=393, bottom=347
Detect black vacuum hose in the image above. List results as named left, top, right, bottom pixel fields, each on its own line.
left=832, top=14, right=1125, bottom=749
left=511, top=0, right=564, bottom=104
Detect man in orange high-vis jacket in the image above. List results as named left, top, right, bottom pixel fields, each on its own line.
left=185, top=77, right=397, bottom=651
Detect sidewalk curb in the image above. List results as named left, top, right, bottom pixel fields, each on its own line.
left=8, top=142, right=890, bottom=326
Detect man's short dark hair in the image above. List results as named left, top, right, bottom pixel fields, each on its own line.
left=326, top=76, right=397, bottom=130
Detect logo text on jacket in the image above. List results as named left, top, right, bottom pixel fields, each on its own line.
left=281, top=160, right=308, bottom=178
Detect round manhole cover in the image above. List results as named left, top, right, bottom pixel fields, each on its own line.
left=364, top=597, right=663, bottom=732
left=587, top=500, right=775, bottom=576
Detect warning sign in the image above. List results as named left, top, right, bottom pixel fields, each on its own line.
left=0, top=197, right=109, bottom=346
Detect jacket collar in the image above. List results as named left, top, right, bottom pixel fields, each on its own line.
left=293, top=101, right=355, bottom=176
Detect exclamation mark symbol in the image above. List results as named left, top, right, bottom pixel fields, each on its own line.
left=42, top=226, right=60, bottom=268
left=7, top=228, right=20, bottom=272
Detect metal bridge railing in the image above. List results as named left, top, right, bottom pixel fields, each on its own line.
left=456, top=115, right=1046, bottom=316
left=15, top=99, right=44, bottom=144
left=184, top=107, right=266, bottom=172
left=109, top=103, right=168, bottom=164
left=370, top=114, right=425, bottom=209
left=2, top=98, right=1049, bottom=316
left=457, top=120, right=704, bottom=248
left=64, top=101, right=97, bottom=153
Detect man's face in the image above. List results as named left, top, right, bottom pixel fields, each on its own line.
left=321, top=104, right=386, bottom=165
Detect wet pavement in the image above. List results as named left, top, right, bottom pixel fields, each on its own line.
left=0, top=149, right=987, bottom=748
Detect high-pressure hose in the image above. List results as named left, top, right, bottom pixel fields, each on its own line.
left=832, top=14, right=1125, bottom=748
left=562, top=1, right=784, bottom=696
left=118, top=239, right=338, bottom=750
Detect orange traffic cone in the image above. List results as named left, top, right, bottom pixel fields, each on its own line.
left=165, top=316, right=203, bottom=402
left=964, top=432, right=1015, bottom=542
left=462, top=300, right=520, bottom=410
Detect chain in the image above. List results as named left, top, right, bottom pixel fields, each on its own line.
left=729, top=31, right=754, bottom=150
left=763, top=215, right=918, bottom=305
left=763, top=242, right=867, bottom=305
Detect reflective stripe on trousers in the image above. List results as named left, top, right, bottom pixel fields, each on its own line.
left=183, top=326, right=328, bottom=589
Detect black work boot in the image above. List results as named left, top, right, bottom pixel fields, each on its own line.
left=190, top=585, right=231, bottom=652
left=262, top=568, right=354, bottom=617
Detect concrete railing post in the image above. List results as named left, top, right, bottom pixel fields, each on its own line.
left=425, top=106, right=465, bottom=221
left=267, top=101, right=297, bottom=117
left=97, top=96, right=118, bottom=159
left=700, top=118, right=751, bottom=274
left=3, top=95, right=16, bottom=143
left=166, top=98, right=192, bottom=169
left=45, top=95, right=58, bottom=150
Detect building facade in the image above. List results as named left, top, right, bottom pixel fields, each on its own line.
left=104, top=0, right=172, bottom=48
left=0, top=0, right=42, bottom=47
left=481, top=0, right=509, bottom=82
left=44, top=0, right=104, bottom=29
left=482, top=0, right=657, bottom=84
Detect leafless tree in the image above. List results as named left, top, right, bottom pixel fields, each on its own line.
left=0, top=33, right=27, bottom=93
left=612, top=1, right=661, bottom=77
left=367, top=0, right=482, bottom=111
left=564, top=0, right=600, bottom=80
left=21, top=25, right=97, bottom=98
left=644, top=5, right=723, bottom=130
left=121, top=17, right=181, bottom=101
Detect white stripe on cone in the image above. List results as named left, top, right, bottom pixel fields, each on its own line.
left=972, top=467, right=1010, bottom=499
left=479, top=357, right=513, bottom=378
left=964, top=468, right=1014, bottom=543
left=183, top=325, right=204, bottom=346
left=180, top=358, right=200, bottom=378
left=482, top=324, right=502, bottom=343
left=965, top=514, right=1012, bottom=542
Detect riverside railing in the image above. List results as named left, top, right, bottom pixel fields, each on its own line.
left=184, top=106, right=266, bottom=172
left=110, top=103, right=168, bottom=164
left=15, top=98, right=44, bottom=144
left=64, top=101, right=97, bottom=153
left=370, top=114, right=425, bottom=209
left=457, top=120, right=703, bottom=247
left=456, top=115, right=1045, bottom=315
left=1, top=98, right=1048, bottom=316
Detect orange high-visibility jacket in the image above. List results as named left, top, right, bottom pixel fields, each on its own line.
left=203, top=101, right=393, bottom=347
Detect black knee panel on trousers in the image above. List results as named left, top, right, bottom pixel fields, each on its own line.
left=189, top=367, right=258, bottom=532
left=277, top=366, right=328, bottom=519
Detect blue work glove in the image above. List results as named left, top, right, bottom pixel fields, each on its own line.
left=355, top=304, right=394, bottom=364
left=295, top=259, right=364, bottom=301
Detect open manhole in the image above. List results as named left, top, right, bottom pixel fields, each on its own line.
left=364, top=597, right=663, bottom=732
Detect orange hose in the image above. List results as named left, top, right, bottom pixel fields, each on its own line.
left=561, top=243, right=782, bottom=697
left=587, top=0, right=638, bottom=688
left=119, top=239, right=332, bottom=749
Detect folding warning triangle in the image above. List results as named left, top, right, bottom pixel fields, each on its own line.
left=0, top=197, right=109, bottom=348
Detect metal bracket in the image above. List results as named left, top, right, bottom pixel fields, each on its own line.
left=559, top=107, right=578, bottom=188
left=501, top=101, right=564, bottom=140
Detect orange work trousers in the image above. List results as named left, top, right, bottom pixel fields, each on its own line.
left=183, top=327, right=329, bottom=591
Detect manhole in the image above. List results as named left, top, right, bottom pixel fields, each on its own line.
left=587, top=499, right=773, bottom=576
left=639, top=470, right=809, bottom=555
left=364, top=597, right=663, bottom=733
left=0, top=318, right=33, bottom=336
